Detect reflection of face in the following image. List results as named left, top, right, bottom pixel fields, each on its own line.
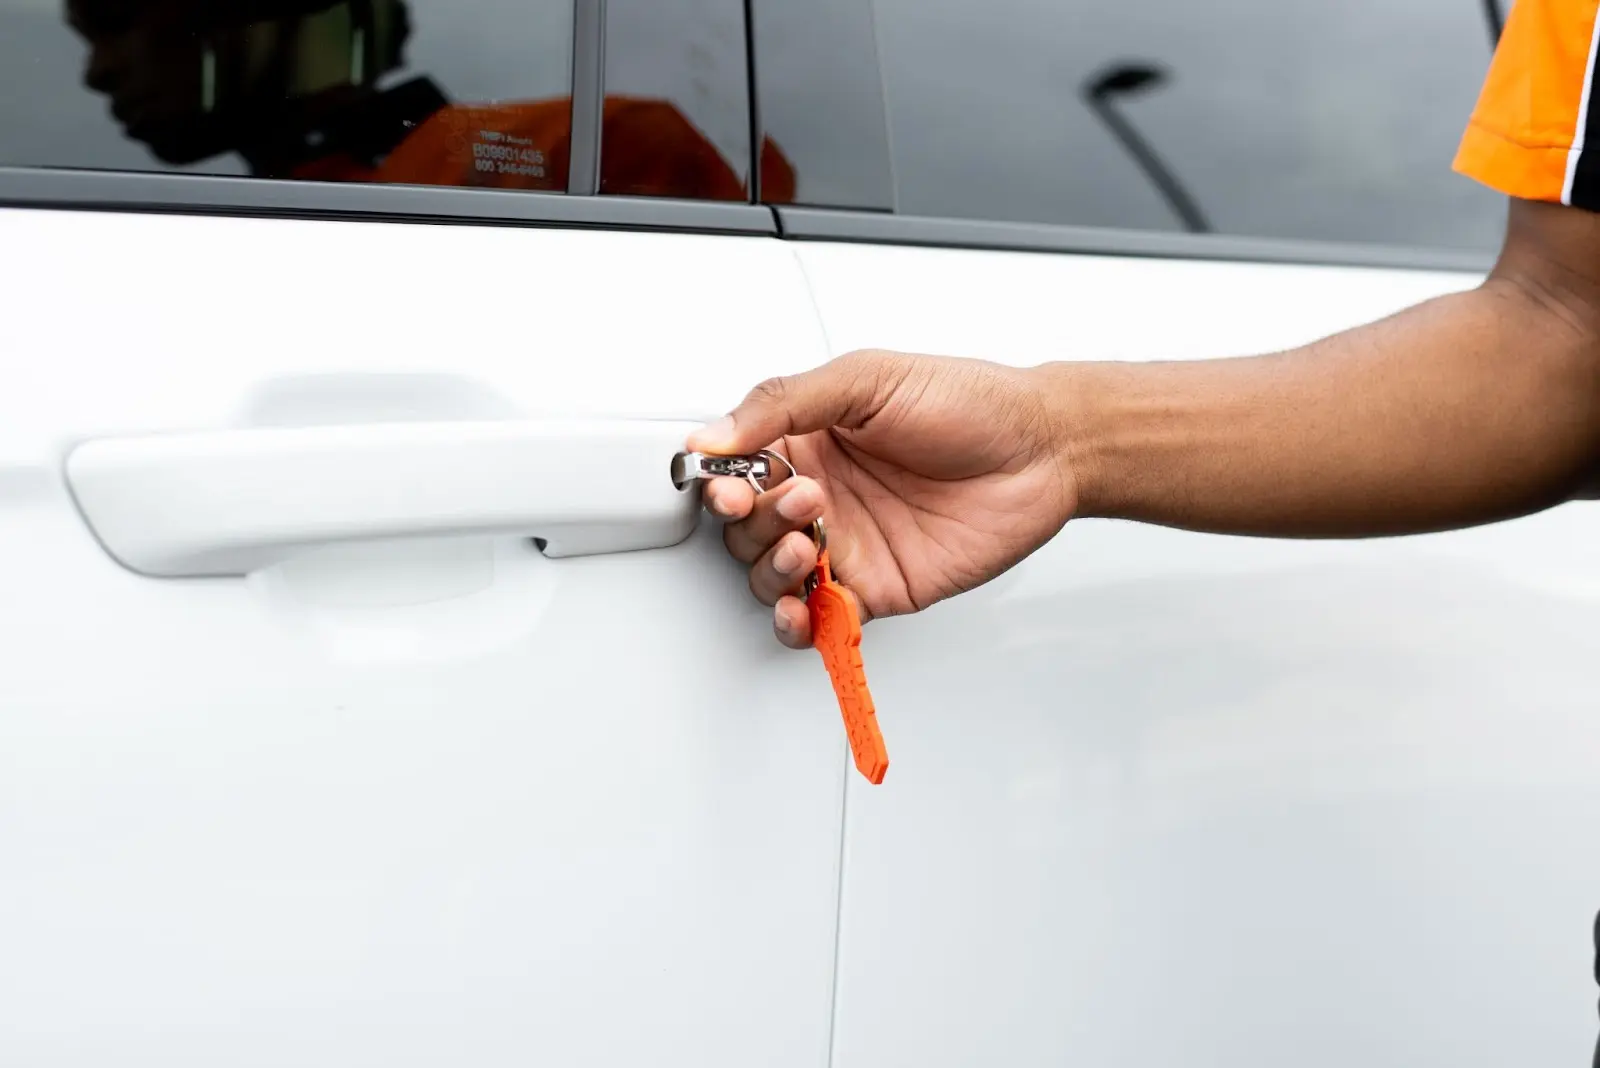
left=66, top=0, right=401, bottom=165
left=65, top=1, right=289, bottom=162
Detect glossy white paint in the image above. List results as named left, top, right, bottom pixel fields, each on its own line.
left=0, top=208, right=846, bottom=1066
left=67, top=419, right=703, bottom=575
left=795, top=241, right=1600, bottom=1067
left=8, top=201, right=1597, bottom=1068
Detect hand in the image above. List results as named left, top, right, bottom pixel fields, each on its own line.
left=685, top=349, right=1080, bottom=648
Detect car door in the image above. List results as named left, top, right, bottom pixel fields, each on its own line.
left=0, top=1, right=848, bottom=1064
left=754, top=1, right=1600, bottom=1066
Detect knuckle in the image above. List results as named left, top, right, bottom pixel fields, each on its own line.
left=837, top=349, right=889, bottom=393
left=840, top=348, right=915, bottom=410
left=836, top=347, right=891, bottom=369
left=745, top=375, right=791, bottom=407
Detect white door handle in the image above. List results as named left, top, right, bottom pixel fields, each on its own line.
left=64, top=419, right=701, bottom=577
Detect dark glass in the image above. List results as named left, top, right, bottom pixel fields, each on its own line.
left=750, top=0, right=894, bottom=210
left=870, top=0, right=1507, bottom=251
left=0, top=0, right=573, bottom=191
left=600, top=0, right=757, bottom=201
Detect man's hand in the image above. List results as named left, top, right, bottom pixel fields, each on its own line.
left=684, top=350, right=1078, bottom=648
left=689, top=202, right=1600, bottom=648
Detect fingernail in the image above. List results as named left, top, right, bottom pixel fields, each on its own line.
left=773, top=541, right=801, bottom=574
left=706, top=488, right=735, bottom=517
left=777, top=483, right=819, bottom=521
left=774, top=606, right=795, bottom=633
left=689, top=415, right=735, bottom=449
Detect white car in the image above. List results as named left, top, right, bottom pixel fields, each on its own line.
left=2, top=0, right=1595, bottom=1065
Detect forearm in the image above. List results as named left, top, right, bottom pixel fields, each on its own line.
left=1049, top=276, right=1600, bottom=538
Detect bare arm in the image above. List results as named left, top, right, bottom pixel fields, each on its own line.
left=1057, top=199, right=1600, bottom=536
left=690, top=199, right=1600, bottom=647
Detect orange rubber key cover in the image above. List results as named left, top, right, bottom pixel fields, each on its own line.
left=808, top=549, right=889, bottom=785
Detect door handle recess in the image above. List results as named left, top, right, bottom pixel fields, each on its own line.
left=64, top=419, right=701, bottom=577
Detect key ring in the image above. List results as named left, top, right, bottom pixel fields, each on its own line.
left=751, top=448, right=795, bottom=492
left=753, top=449, right=826, bottom=554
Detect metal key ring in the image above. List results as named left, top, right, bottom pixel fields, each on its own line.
left=752, top=449, right=826, bottom=553
left=750, top=448, right=796, bottom=493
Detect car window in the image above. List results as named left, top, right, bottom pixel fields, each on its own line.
left=869, top=0, right=1507, bottom=251
left=601, top=0, right=756, bottom=201
left=750, top=0, right=895, bottom=210
left=0, top=0, right=573, bottom=192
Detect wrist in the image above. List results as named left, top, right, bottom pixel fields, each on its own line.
left=1025, top=360, right=1122, bottom=521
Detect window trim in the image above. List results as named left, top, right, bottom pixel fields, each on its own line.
left=567, top=0, right=606, bottom=195
left=0, top=170, right=1498, bottom=271
left=775, top=206, right=1496, bottom=273
left=0, top=166, right=777, bottom=234
left=742, top=0, right=762, bottom=204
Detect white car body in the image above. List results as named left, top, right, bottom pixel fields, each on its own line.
left=2, top=201, right=1596, bottom=1066
left=2, top=0, right=1595, bottom=1063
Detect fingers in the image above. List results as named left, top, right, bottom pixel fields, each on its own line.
left=685, top=349, right=909, bottom=455
left=748, top=529, right=819, bottom=607
left=690, top=442, right=830, bottom=652
left=701, top=476, right=756, bottom=520
left=772, top=596, right=813, bottom=649
left=721, top=477, right=824, bottom=563
left=703, top=470, right=825, bottom=612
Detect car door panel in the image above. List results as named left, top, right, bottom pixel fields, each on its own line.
left=0, top=206, right=845, bottom=1067
left=797, top=240, right=1600, bottom=1067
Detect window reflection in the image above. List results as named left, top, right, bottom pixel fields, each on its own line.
left=601, top=0, right=794, bottom=201
left=749, top=0, right=895, bottom=210
left=596, top=94, right=793, bottom=202
left=869, top=0, right=1507, bottom=250
left=2, top=0, right=783, bottom=202
left=52, top=0, right=573, bottom=188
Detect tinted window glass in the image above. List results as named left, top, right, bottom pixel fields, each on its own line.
left=601, top=0, right=755, bottom=200
left=0, top=0, right=573, bottom=191
left=871, top=0, right=1506, bottom=251
left=751, top=0, right=894, bottom=210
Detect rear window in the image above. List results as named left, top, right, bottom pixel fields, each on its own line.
left=0, top=0, right=573, bottom=191
left=867, top=0, right=1507, bottom=251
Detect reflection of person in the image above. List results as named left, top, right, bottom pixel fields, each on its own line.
left=66, top=0, right=793, bottom=199
left=689, top=3, right=1600, bottom=1055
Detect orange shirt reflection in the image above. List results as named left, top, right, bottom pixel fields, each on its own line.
left=290, top=95, right=796, bottom=202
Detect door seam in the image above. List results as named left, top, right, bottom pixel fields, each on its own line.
left=779, top=239, right=849, bottom=1068
left=824, top=738, right=851, bottom=1068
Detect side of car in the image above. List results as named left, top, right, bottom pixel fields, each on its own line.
left=2, top=0, right=1596, bottom=1066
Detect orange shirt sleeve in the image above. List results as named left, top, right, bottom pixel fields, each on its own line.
left=1455, top=0, right=1600, bottom=208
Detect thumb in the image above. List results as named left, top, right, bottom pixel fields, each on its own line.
left=685, top=350, right=903, bottom=454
